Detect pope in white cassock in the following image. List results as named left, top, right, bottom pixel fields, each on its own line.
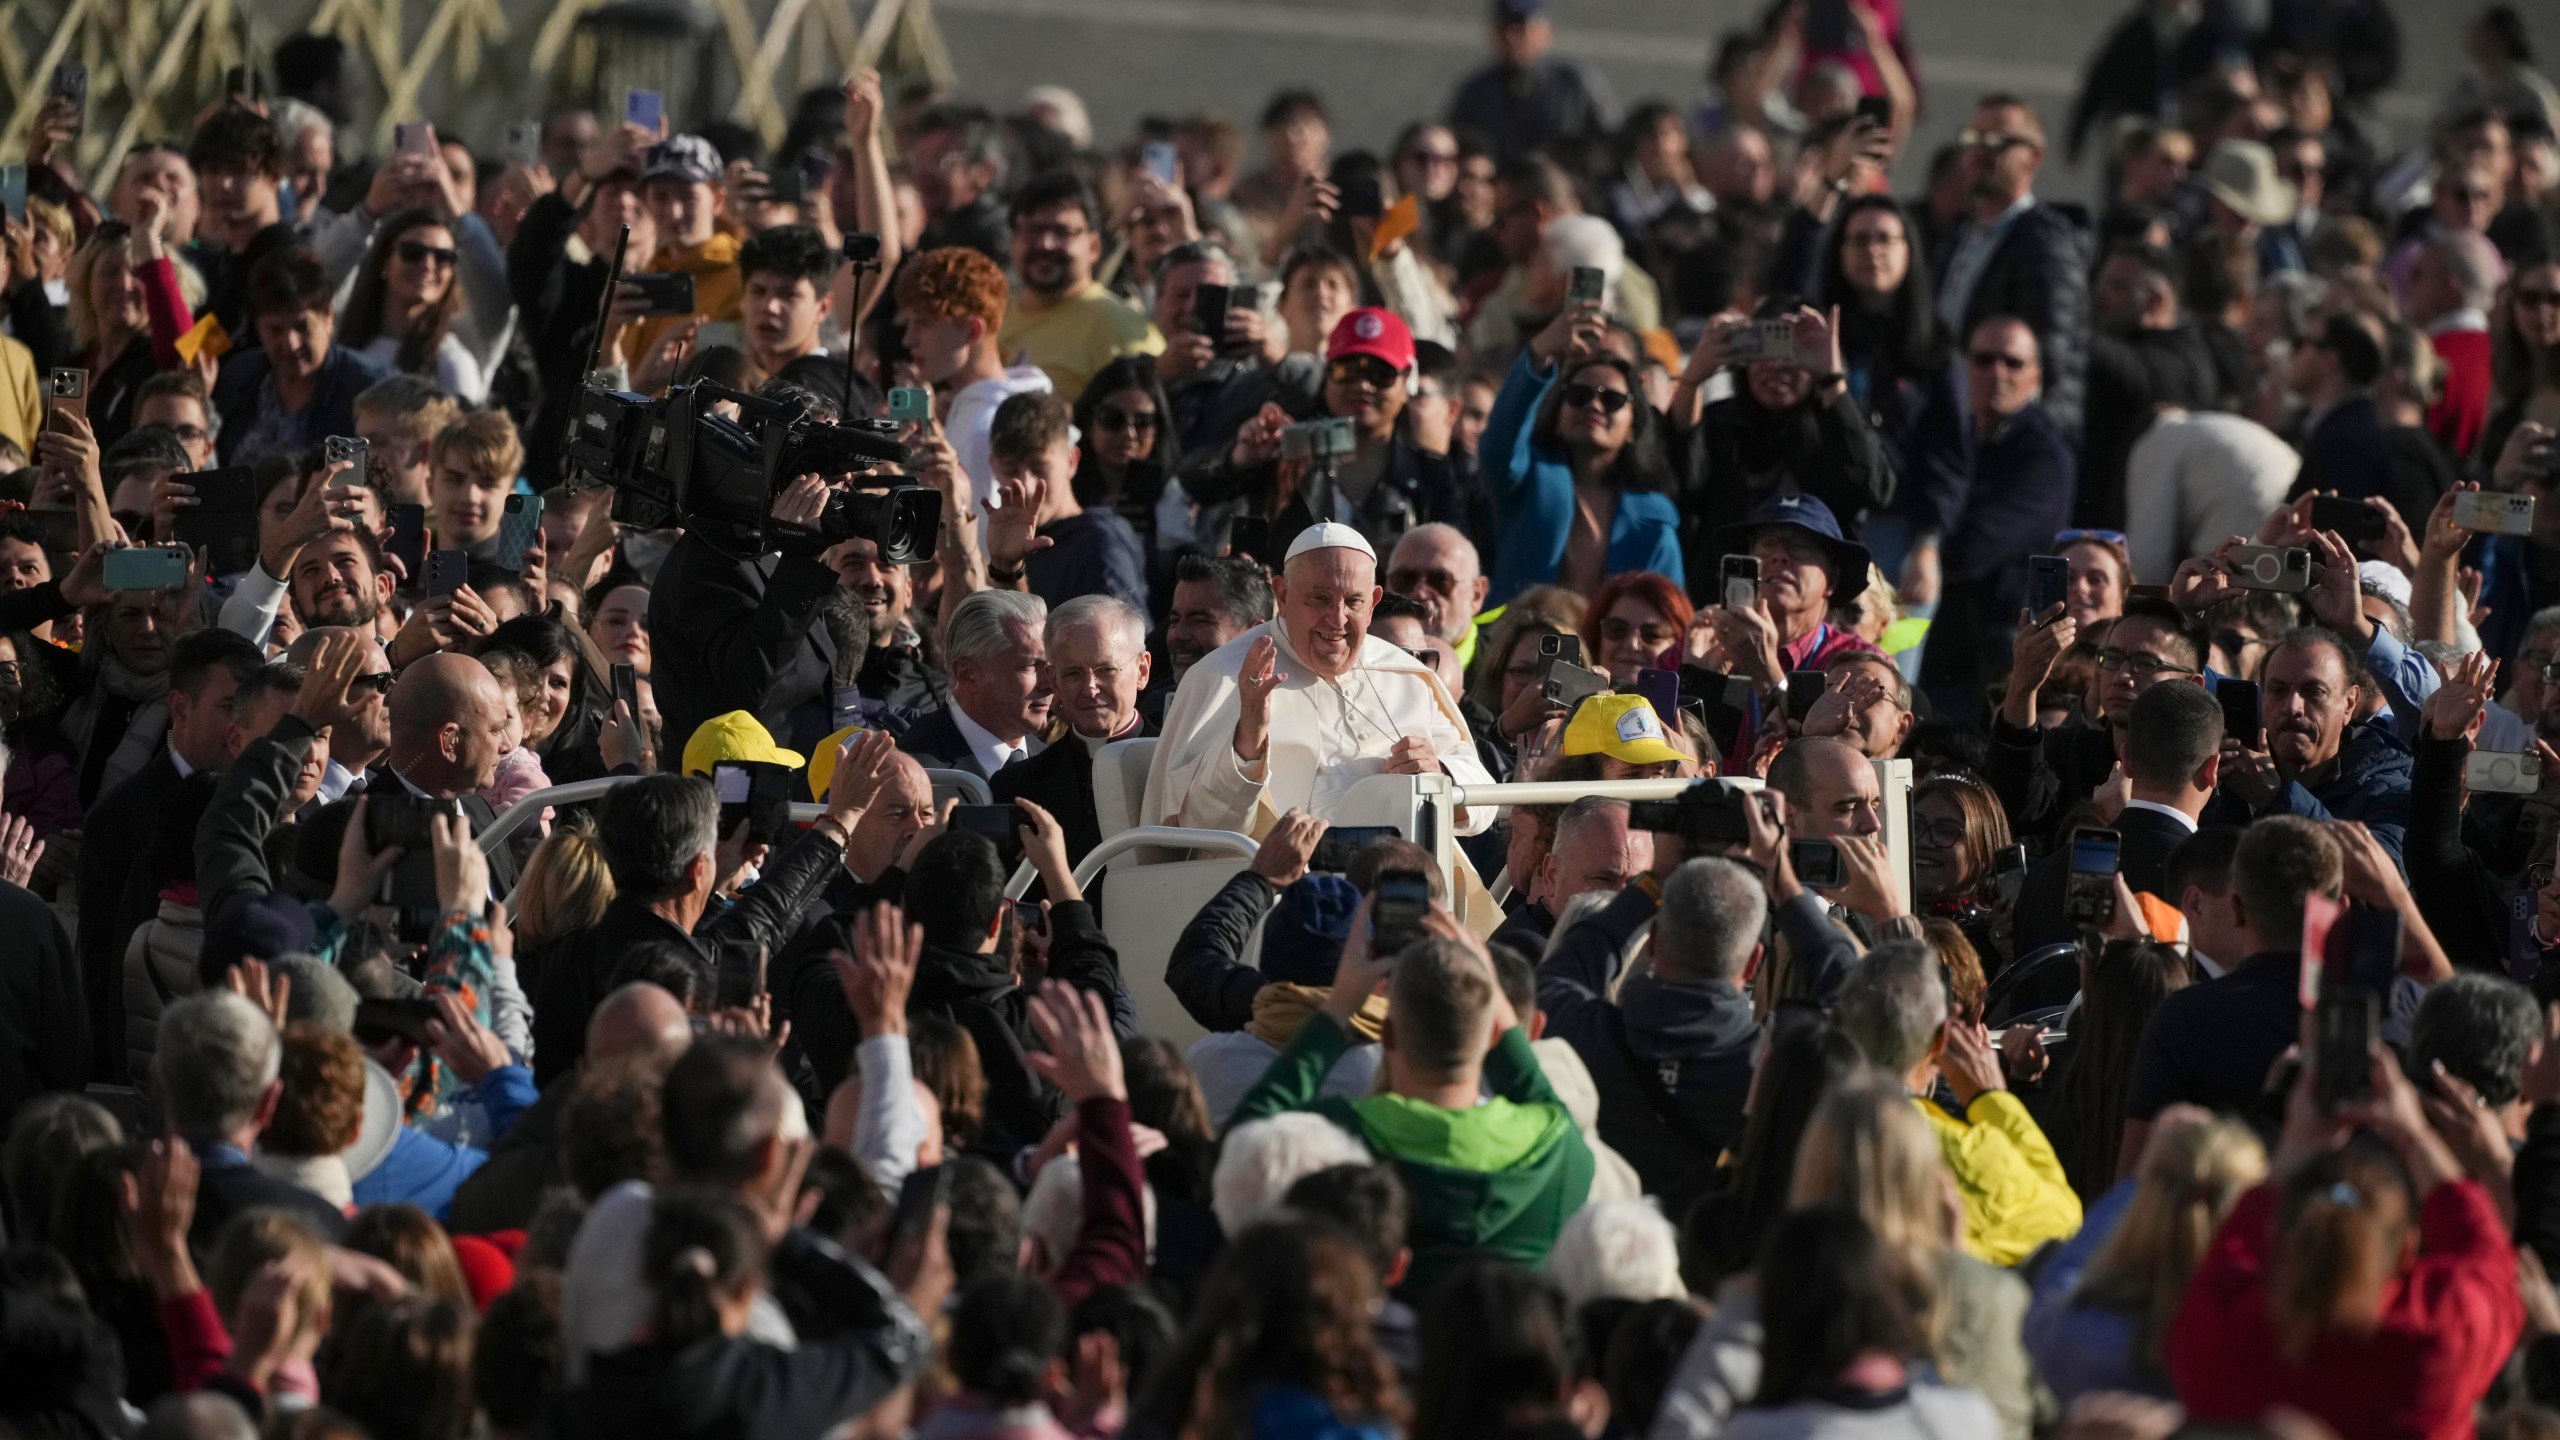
left=1142, top=522, right=1494, bottom=838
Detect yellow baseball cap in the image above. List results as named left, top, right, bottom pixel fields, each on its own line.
left=681, top=710, right=806, bottom=780
left=1560, top=693, right=1685, bottom=765
left=804, top=724, right=866, bottom=802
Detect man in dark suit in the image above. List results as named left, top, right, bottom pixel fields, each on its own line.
left=77, top=629, right=261, bottom=1081
left=2015, top=677, right=2226, bottom=954
left=158, top=990, right=347, bottom=1246
left=899, top=588, right=1052, bottom=780
left=1934, top=95, right=2091, bottom=441
left=367, top=651, right=523, bottom=894
left=197, top=629, right=397, bottom=937
left=991, top=594, right=1156, bottom=870
left=2285, top=312, right=2431, bottom=529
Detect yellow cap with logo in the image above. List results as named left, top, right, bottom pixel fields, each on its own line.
left=1560, top=693, right=1685, bottom=765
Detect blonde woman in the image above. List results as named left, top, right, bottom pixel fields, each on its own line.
left=2023, top=1110, right=2266, bottom=1402
left=1649, top=1071, right=2044, bottom=1440
left=512, top=820, right=614, bottom=954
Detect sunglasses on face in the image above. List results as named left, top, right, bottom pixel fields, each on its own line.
left=1600, top=617, right=1674, bottom=647
left=1094, top=404, right=1159, bottom=433
left=350, top=672, right=397, bottom=696
left=2094, top=649, right=2195, bottom=678
left=1327, top=356, right=1401, bottom=390
left=395, top=239, right=458, bottom=268
left=1958, top=129, right=2032, bottom=153
left=1388, top=567, right=1459, bottom=594
left=1560, top=383, right=1631, bottom=415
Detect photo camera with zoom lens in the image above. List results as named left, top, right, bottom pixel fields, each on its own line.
left=567, top=379, right=940, bottom=562
left=1627, top=779, right=1772, bottom=850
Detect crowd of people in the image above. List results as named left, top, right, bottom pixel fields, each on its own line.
left=2, top=0, right=2560, bottom=1434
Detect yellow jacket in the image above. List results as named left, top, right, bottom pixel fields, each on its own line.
left=620, top=231, right=744, bottom=370
left=0, top=334, right=37, bottom=457
left=1916, top=1090, right=2083, bottom=1267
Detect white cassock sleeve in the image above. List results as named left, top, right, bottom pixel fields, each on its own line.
left=1140, top=629, right=1272, bottom=836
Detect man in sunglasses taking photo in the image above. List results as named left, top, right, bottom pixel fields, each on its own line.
left=1184, top=308, right=1478, bottom=555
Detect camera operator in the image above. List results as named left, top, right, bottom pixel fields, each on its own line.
left=650, top=421, right=885, bottom=761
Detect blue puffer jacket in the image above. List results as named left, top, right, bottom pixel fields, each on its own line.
left=2200, top=715, right=2414, bottom=872
left=1480, top=349, right=1684, bottom=606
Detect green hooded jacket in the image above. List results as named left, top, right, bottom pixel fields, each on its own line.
left=1231, top=1010, right=1595, bottom=1295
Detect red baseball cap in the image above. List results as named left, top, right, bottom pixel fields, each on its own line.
left=1325, top=308, right=1416, bottom=372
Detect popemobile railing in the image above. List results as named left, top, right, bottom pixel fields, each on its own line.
left=470, top=762, right=1910, bottom=1048
left=476, top=767, right=990, bottom=860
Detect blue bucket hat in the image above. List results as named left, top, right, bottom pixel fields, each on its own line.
left=1714, top=493, right=1871, bottom=605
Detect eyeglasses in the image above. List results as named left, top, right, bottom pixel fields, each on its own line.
left=1967, top=350, right=2030, bottom=371
left=1388, top=566, right=1460, bottom=594
left=2094, top=649, right=2196, bottom=679
left=1560, top=383, right=1632, bottom=415
left=1916, top=818, right=1969, bottom=847
left=162, top=423, right=209, bottom=444
left=1957, top=128, right=2034, bottom=153
left=394, top=240, right=458, bottom=269
left=2055, top=528, right=2129, bottom=549
left=2517, top=288, right=2560, bottom=310
left=2212, top=628, right=2265, bottom=656
left=1402, top=645, right=1445, bottom=670
left=1019, top=221, right=1092, bottom=245
left=1094, top=404, right=1160, bottom=433
left=351, top=672, right=397, bottom=696
left=1327, top=356, right=1401, bottom=390
left=1600, top=618, right=1675, bottom=647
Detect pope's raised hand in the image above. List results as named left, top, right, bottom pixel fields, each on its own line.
left=1233, top=634, right=1282, bottom=762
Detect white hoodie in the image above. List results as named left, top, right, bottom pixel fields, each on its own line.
left=946, top=364, right=1055, bottom=514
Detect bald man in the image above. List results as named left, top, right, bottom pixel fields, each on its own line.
left=386, top=652, right=511, bottom=798
left=1385, top=523, right=1491, bottom=671
left=447, top=980, right=694, bottom=1234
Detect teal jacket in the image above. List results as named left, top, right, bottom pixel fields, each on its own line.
left=1480, top=348, right=1686, bottom=606
left=1231, top=1011, right=1594, bottom=1294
